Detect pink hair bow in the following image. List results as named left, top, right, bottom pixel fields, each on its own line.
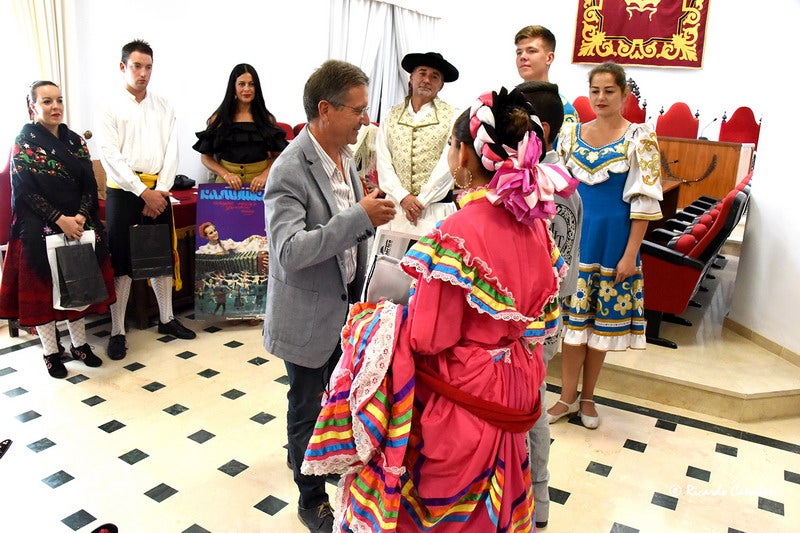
left=486, top=134, right=578, bottom=226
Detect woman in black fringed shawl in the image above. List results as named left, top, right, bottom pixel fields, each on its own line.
left=0, top=81, right=115, bottom=379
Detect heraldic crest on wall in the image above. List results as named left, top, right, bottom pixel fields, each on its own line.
left=572, top=0, right=710, bottom=69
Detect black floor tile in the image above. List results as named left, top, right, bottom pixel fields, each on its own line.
left=785, top=470, right=800, bottom=485
left=254, top=494, right=289, bottom=515
left=124, top=362, right=145, bottom=372
left=222, top=389, right=245, bottom=399
left=250, top=412, right=275, bottom=425
left=623, top=439, right=647, bottom=453
left=586, top=461, right=612, bottom=477
left=610, top=523, right=639, bottom=533
left=203, top=326, right=222, bottom=333
left=248, top=356, right=268, bottom=365
left=42, top=470, right=74, bottom=488
left=82, top=395, right=106, bottom=407
left=119, top=448, right=149, bottom=465
left=157, top=335, right=177, bottom=343
left=145, top=482, right=178, bottom=502
left=0, top=367, right=17, bottom=376
left=164, top=404, right=189, bottom=415
left=61, top=509, right=96, bottom=531
left=651, top=492, right=678, bottom=510
left=188, top=430, right=215, bottom=444
left=198, top=369, right=219, bottom=378
left=218, top=459, right=249, bottom=477
left=16, top=410, right=41, bottom=423
left=98, top=420, right=125, bottom=433
left=548, top=486, right=570, bottom=505
left=28, top=437, right=56, bottom=452
left=275, top=375, right=289, bottom=385
left=686, top=465, right=711, bottom=482
left=176, top=351, right=197, bottom=359
left=224, top=340, right=243, bottom=348
left=655, top=419, right=677, bottom=431
left=143, top=381, right=166, bottom=392
left=67, top=374, right=89, bottom=384
left=4, top=386, right=27, bottom=397
left=728, top=528, right=746, bottom=533
left=183, top=525, right=211, bottom=533
left=757, top=496, right=784, bottom=515
left=715, top=443, right=738, bottom=457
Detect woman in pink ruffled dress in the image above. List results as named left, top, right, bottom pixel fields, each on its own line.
left=302, top=87, right=577, bottom=532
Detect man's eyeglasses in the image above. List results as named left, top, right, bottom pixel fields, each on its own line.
left=338, top=104, right=370, bottom=117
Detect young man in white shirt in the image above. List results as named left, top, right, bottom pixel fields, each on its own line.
left=98, top=39, right=195, bottom=361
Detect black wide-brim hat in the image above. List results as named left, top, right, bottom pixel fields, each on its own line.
left=401, top=52, right=459, bottom=83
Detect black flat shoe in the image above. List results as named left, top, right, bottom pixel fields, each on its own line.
left=44, top=353, right=67, bottom=379
left=107, top=335, right=127, bottom=360
left=157, top=319, right=196, bottom=339
left=70, top=344, right=103, bottom=367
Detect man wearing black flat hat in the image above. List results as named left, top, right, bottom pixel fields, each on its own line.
left=375, top=51, right=459, bottom=236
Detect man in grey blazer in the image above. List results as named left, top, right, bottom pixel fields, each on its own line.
left=263, top=60, right=395, bottom=533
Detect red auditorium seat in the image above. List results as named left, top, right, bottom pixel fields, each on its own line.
left=276, top=122, right=294, bottom=141
left=571, top=96, right=595, bottom=122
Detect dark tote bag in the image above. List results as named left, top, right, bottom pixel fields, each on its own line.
left=55, top=240, right=108, bottom=308
left=129, top=223, right=173, bottom=280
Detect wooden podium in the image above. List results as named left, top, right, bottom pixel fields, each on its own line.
left=658, top=137, right=754, bottom=207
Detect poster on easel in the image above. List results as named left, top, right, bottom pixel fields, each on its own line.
left=194, top=183, right=269, bottom=320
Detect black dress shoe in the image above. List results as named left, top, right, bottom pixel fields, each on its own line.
left=158, top=318, right=197, bottom=339
left=536, top=520, right=548, bottom=529
left=297, top=502, right=334, bottom=533
left=70, top=344, right=103, bottom=367
left=107, top=335, right=127, bottom=360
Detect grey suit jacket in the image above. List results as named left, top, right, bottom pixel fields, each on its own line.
left=262, top=127, right=375, bottom=368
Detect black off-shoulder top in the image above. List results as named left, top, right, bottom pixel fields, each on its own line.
left=193, top=121, right=288, bottom=163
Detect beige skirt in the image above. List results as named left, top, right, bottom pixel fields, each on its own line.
left=217, top=159, right=274, bottom=184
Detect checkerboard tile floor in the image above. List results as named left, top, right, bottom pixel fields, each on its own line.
left=1, top=314, right=798, bottom=532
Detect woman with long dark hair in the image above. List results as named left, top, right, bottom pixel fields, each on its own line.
left=193, top=63, right=287, bottom=193
left=0, top=81, right=115, bottom=378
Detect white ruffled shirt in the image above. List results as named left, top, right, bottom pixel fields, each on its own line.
left=98, top=88, right=179, bottom=196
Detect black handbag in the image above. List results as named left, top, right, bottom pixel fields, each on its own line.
left=129, top=223, right=173, bottom=279
left=55, top=240, right=108, bottom=308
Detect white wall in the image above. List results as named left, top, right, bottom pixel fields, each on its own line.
left=43, top=0, right=800, bottom=354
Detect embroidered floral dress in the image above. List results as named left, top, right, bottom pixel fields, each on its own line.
left=0, top=123, right=115, bottom=326
left=303, top=187, right=567, bottom=532
left=555, top=122, right=662, bottom=351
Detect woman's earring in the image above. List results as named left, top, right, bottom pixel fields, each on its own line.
left=453, top=166, right=473, bottom=189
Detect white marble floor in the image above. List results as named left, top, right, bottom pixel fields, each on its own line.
left=0, top=256, right=798, bottom=532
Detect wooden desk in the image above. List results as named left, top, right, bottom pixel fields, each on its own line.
left=658, top=137, right=754, bottom=208
left=648, top=179, right=681, bottom=235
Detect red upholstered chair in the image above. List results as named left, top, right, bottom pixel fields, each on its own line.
left=621, top=92, right=646, bottom=123
left=719, top=107, right=761, bottom=149
left=571, top=96, right=595, bottom=122
left=641, top=187, right=750, bottom=348
left=293, top=123, right=306, bottom=137
left=276, top=122, right=294, bottom=141
left=655, top=102, right=699, bottom=139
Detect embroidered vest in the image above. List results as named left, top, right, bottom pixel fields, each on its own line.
left=385, top=98, right=456, bottom=196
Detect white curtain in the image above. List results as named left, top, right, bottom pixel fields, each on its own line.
left=329, top=0, right=439, bottom=122
left=11, top=0, right=76, bottom=125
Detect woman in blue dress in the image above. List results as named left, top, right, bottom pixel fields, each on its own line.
left=549, top=62, right=663, bottom=429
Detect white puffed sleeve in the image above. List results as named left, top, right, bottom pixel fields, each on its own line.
left=622, top=123, right=663, bottom=220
